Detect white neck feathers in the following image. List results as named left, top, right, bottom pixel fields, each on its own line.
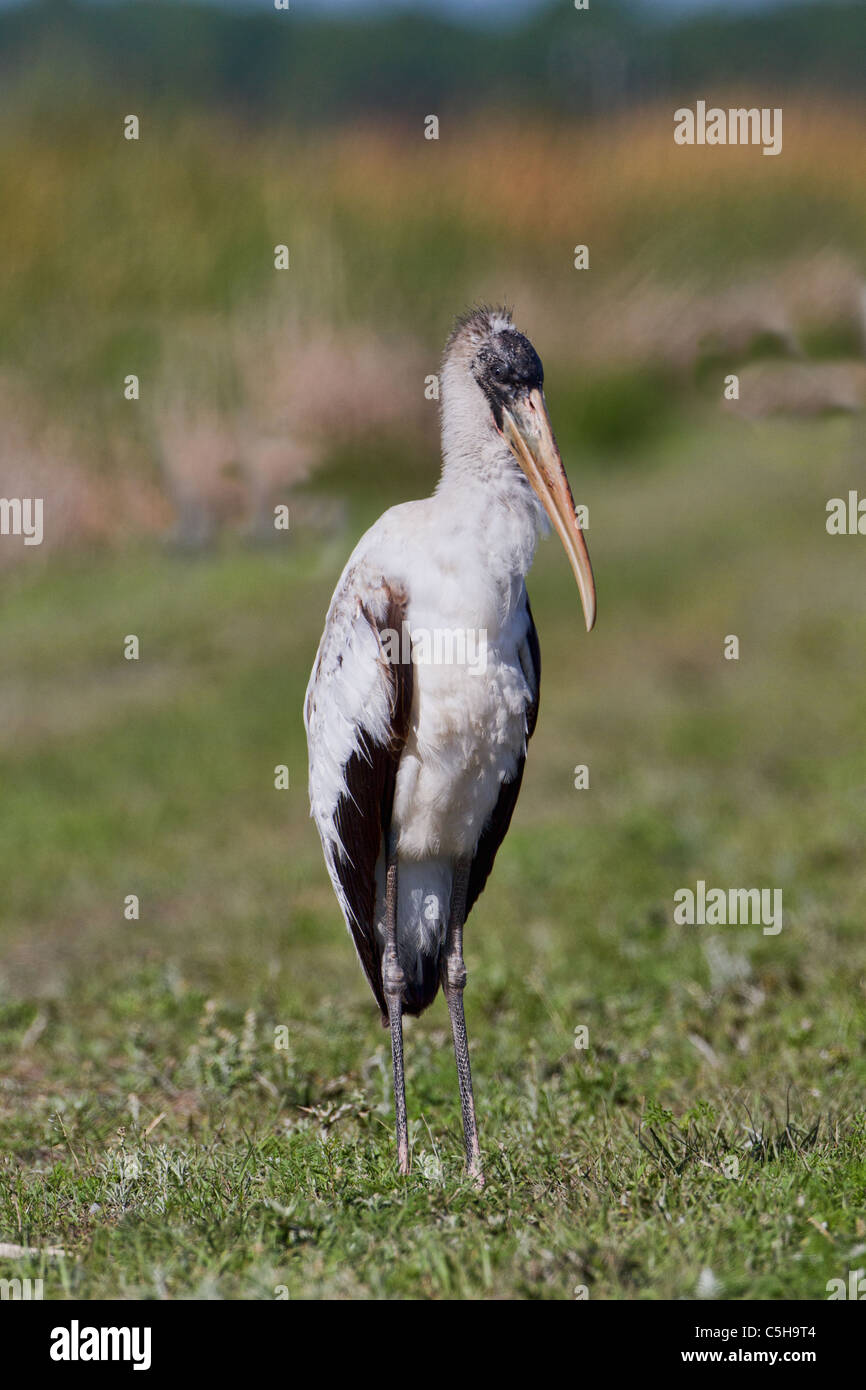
left=434, top=354, right=548, bottom=584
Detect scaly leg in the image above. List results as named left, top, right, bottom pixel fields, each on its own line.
left=382, top=837, right=409, bottom=1175
left=442, top=858, right=483, bottom=1184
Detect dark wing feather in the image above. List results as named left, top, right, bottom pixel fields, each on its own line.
left=331, top=588, right=412, bottom=1015
left=465, top=595, right=541, bottom=917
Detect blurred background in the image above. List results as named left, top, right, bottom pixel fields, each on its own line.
left=2, top=0, right=866, bottom=561
left=1, top=0, right=865, bottom=1299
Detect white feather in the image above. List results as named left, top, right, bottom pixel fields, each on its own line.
left=305, top=308, right=546, bottom=992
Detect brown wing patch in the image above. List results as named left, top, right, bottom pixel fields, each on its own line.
left=332, top=586, right=412, bottom=1016
left=465, top=596, right=540, bottom=918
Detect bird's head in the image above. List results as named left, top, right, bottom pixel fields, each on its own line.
left=441, top=306, right=596, bottom=633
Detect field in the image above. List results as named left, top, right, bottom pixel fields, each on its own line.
left=1, top=95, right=866, bottom=1300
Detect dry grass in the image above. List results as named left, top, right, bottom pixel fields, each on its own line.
left=1, top=100, right=865, bottom=561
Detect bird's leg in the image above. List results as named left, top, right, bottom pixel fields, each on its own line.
left=442, top=858, right=483, bottom=1185
left=382, top=835, right=409, bottom=1175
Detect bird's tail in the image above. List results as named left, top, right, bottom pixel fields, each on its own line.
left=374, top=858, right=452, bottom=1018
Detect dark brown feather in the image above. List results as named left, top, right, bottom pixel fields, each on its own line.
left=466, top=598, right=541, bottom=917
left=332, top=587, right=413, bottom=1017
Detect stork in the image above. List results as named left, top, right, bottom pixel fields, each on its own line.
left=304, top=307, right=595, bottom=1181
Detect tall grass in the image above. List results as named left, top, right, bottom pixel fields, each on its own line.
left=2, top=100, right=864, bottom=398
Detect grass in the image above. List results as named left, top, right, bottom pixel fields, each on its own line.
left=1, top=405, right=865, bottom=1299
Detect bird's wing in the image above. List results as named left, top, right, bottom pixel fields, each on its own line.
left=465, top=591, right=540, bottom=918
left=305, top=565, right=413, bottom=1016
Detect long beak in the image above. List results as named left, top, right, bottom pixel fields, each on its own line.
left=501, top=388, right=596, bottom=632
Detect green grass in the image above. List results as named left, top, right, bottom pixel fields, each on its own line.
left=1, top=407, right=865, bottom=1299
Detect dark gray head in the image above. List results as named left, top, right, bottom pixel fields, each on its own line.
left=441, top=305, right=596, bottom=633
left=445, top=305, right=544, bottom=429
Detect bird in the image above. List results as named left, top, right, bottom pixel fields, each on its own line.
left=304, top=307, right=595, bottom=1182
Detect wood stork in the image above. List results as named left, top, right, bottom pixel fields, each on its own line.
left=304, top=307, right=595, bottom=1181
